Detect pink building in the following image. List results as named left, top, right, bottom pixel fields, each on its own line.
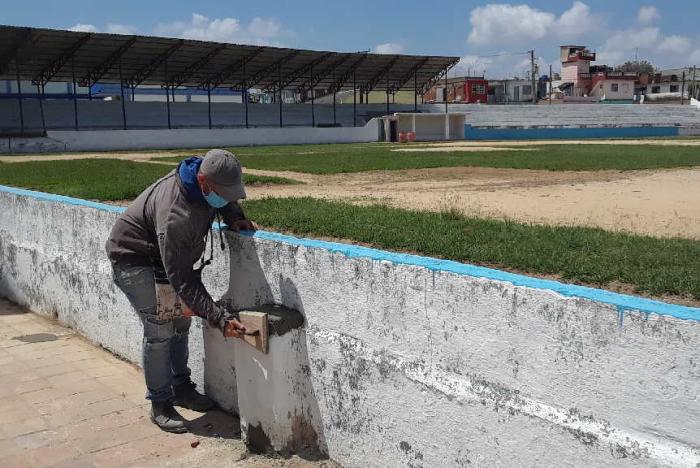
left=560, top=45, right=637, bottom=102
left=560, top=45, right=596, bottom=97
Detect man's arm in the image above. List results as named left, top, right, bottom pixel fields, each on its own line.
left=158, top=204, right=223, bottom=327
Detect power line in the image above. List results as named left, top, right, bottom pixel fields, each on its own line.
left=467, top=51, right=530, bottom=59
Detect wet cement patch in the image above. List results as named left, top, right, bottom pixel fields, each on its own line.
left=13, top=332, right=58, bottom=343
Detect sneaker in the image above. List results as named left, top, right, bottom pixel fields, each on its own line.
left=150, top=401, right=188, bottom=433
left=172, top=381, right=216, bottom=412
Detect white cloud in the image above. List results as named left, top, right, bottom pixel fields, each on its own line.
left=468, top=4, right=555, bottom=45
left=154, top=13, right=290, bottom=46
left=637, top=6, right=660, bottom=25
left=555, top=1, right=598, bottom=37
left=595, top=25, right=700, bottom=69
left=467, top=2, right=600, bottom=46
left=106, top=23, right=138, bottom=35
left=596, top=26, right=660, bottom=64
left=656, top=35, right=692, bottom=55
left=373, top=42, right=404, bottom=54
left=68, top=23, right=98, bottom=33
left=248, top=18, right=282, bottom=38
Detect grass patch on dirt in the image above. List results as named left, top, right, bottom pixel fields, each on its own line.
left=156, top=142, right=700, bottom=174
left=0, top=159, right=300, bottom=200
left=242, top=197, right=700, bottom=302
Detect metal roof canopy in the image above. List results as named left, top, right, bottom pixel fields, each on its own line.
left=0, top=25, right=459, bottom=94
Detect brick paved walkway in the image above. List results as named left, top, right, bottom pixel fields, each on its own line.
left=0, top=299, right=334, bottom=468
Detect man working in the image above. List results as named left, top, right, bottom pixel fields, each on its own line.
left=106, top=148, right=255, bottom=433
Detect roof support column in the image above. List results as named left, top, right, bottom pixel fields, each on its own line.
left=353, top=70, right=357, bottom=127
left=444, top=67, right=448, bottom=114
left=278, top=62, right=283, bottom=128
left=243, top=59, right=249, bottom=128
left=386, top=75, right=390, bottom=113
left=207, top=84, right=212, bottom=129
left=71, top=58, right=79, bottom=131
left=119, top=57, right=127, bottom=130
left=37, top=84, right=46, bottom=135
left=310, top=64, right=315, bottom=127
left=15, top=60, right=24, bottom=134
left=414, top=70, right=418, bottom=112
left=165, top=58, right=171, bottom=130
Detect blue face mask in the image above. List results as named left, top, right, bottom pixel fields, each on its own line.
left=203, top=189, right=229, bottom=208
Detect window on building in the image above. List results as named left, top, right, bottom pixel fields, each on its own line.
left=522, top=85, right=532, bottom=95
left=652, top=86, right=660, bottom=94
left=611, top=83, right=619, bottom=92
left=471, top=84, right=486, bottom=95
left=670, top=85, right=679, bottom=93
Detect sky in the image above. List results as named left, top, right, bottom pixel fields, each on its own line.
left=3, top=0, right=699, bottom=79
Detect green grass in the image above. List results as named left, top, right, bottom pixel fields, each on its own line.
left=155, top=143, right=700, bottom=174
left=0, top=159, right=300, bottom=200
left=242, top=197, right=700, bottom=301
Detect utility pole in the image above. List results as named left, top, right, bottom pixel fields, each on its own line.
left=549, top=64, right=553, bottom=105
left=680, top=71, right=686, bottom=105
left=530, top=50, right=537, bottom=104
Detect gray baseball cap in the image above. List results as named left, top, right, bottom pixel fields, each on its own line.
left=199, top=149, right=246, bottom=201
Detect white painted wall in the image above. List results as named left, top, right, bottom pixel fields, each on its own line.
left=2, top=121, right=380, bottom=153
left=1, top=187, right=699, bottom=467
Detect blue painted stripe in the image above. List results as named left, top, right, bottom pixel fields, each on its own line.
left=1, top=184, right=698, bottom=322
left=464, top=124, right=680, bottom=140
left=0, top=185, right=126, bottom=213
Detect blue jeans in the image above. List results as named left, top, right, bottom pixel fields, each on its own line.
left=112, top=263, right=192, bottom=402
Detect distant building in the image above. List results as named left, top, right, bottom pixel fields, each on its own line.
left=487, top=79, right=534, bottom=104
left=559, top=45, right=636, bottom=102
left=638, top=68, right=699, bottom=101
left=425, top=76, right=489, bottom=104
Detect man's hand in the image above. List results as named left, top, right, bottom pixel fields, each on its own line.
left=228, top=219, right=258, bottom=232
left=222, top=318, right=248, bottom=338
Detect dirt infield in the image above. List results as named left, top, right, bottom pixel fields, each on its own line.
left=3, top=145, right=698, bottom=239
left=242, top=166, right=700, bottom=239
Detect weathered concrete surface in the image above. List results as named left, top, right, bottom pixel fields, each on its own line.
left=1, top=186, right=699, bottom=467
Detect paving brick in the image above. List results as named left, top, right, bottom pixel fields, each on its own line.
left=73, top=418, right=159, bottom=454
left=0, top=452, right=34, bottom=468
left=82, top=365, right=127, bottom=379
left=25, top=445, right=82, bottom=467
left=0, top=378, right=52, bottom=399
left=0, top=439, right=23, bottom=458
left=0, top=416, right=49, bottom=439
left=46, top=370, right=94, bottom=387
left=31, top=362, right=79, bottom=379
left=0, top=406, right=43, bottom=425
left=12, top=429, right=60, bottom=450
left=32, top=389, right=121, bottom=417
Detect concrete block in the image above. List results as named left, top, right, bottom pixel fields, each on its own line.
left=233, top=305, right=322, bottom=455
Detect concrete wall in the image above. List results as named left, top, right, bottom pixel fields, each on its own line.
left=0, top=99, right=424, bottom=132
left=464, top=124, right=681, bottom=140
left=3, top=99, right=699, bottom=134
left=0, top=185, right=699, bottom=467
left=2, top=121, right=381, bottom=153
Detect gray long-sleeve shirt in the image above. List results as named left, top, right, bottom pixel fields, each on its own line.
left=106, top=169, right=245, bottom=325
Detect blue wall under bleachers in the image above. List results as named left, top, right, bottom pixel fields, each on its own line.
left=464, top=124, right=680, bottom=140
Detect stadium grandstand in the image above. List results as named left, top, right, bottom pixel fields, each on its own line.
left=0, top=25, right=459, bottom=134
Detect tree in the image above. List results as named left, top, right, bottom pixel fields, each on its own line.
left=615, top=60, right=656, bottom=74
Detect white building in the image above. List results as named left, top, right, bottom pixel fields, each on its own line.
left=487, top=79, right=533, bottom=104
